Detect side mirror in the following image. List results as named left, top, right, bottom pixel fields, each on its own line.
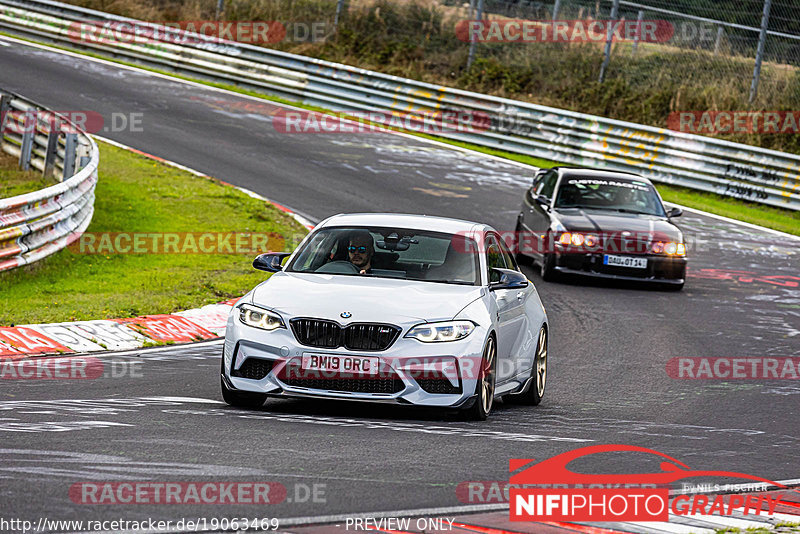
left=489, top=268, right=529, bottom=290
left=532, top=169, right=546, bottom=186
left=535, top=194, right=551, bottom=207
left=666, top=207, right=683, bottom=218
left=253, top=252, right=290, bottom=272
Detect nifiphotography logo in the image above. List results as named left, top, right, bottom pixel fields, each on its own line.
left=508, top=444, right=796, bottom=522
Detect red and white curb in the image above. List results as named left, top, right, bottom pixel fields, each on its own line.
left=0, top=137, right=314, bottom=360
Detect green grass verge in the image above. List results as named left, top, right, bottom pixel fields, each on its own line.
left=3, top=31, right=798, bottom=236
left=0, top=151, right=57, bottom=198
left=0, top=141, right=308, bottom=326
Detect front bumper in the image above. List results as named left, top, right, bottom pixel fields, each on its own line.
left=222, top=315, right=488, bottom=408
left=554, top=252, right=686, bottom=283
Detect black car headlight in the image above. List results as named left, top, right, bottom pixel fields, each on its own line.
left=238, top=304, right=285, bottom=331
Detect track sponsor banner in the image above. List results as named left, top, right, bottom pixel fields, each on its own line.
left=115, top=315, right=217, bottom=343
left=0, top=326, right=73, bottom=357
left=175, top=304, right=234, bottom=336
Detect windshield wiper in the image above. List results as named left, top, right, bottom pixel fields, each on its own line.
left=613, top=208, right=657, bottom=215
left=423, top=279, right=474, bottom=285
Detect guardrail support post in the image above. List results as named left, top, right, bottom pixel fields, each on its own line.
left=598, top=0, right=620, bottom=83
left=63, top=132, right=77, bottom=180
left=0, top=94, right=10, bottom=134
left=18, top=111, right=36, bottom=171
left=43, top=116, right=60, bottom=178
left=749, top=0, right=772, bottom=103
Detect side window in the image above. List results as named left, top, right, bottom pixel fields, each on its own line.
left=486, top=235, right=508, bottom=283
left=497, top=235, right=519, bottom=271
left=538, top=170, right=558, bottom=199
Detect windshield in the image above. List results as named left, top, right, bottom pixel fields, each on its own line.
left=555, top=177, right=666, bottom=216
left=285, top=226, right=480, bottom=285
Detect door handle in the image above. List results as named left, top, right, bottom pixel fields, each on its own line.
left=516, top=291, right=525, bottom=300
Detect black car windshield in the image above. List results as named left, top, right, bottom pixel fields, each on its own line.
left=285, top=227, right=480, bottom=285
left=555, top=177, right=666, bottom=216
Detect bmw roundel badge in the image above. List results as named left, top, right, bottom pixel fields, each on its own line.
left=340, top=312, right=352, bottom=318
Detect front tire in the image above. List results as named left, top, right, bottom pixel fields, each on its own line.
left=540, top=252, right=558, bottom=281
left=463, top=336, right=497, bottom=421
left=220, top=357, right=268, bottom=409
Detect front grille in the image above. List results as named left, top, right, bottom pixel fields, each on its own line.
left=231, top=358, right=274, bottom=380
left=344, top=324, right=401, bottom=351
left=290, top=319, right=400, bottom=351
left=291, top=319, right=341, bottom=348
left=281, top=376, right=405, bottom=394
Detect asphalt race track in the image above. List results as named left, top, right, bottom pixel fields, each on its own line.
left=0, top=37, right=799, bottom=525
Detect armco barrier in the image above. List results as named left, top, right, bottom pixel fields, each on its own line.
left=0, top=88, right=98, bottom=272
left=0, top=0, right=798, bottom=210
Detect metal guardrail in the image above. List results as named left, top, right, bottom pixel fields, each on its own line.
left=0, top=0, right=798, bottom=211
left=0, top=88, right=98, bottom=272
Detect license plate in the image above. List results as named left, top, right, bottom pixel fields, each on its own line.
left=603, top=255, right=647, bottom=269
left=301, top=354, right=379, bottom=375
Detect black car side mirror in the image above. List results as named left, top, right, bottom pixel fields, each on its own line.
left=489, top=268, right=529, bottom=290
left=532, top=169, right=546, bottom=186
left=253, top=252, right=290, bottom=272
left=666, top=207, right=683, bottom=218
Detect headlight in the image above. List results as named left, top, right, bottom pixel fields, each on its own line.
left=651, top=241, right=686, bottom=256
left=238, top=304, right=285, bottom=331
left=406, top=321, right=475, bottom=343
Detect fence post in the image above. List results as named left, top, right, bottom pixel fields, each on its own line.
left=631, top=10, right=644, bottom=55
left=18, top=111, right=36, bottom=171
left=63, top=132, right=77, bottom=180
left=598, top=0, right=620, bottom=82
left=215, top=0, right=224, bottom=21
left=713, top=26, right=724, bottom=55
left=749, top=0, right=771, bottom=103
left=43, top=115, right=60, bottom=178
left=552, top=0, right=561, bottom=20
left=469, top=0, right=475, bottom=19
left=466, top=0, right=484, bottom=70
left=334, top=0, right=347, bottom=33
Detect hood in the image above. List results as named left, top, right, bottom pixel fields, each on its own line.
left=250, top=272, right=484, bottom=323
left=555, top=208, right=682, bottom=240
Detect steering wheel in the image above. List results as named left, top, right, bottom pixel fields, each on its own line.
left=315, top=261, right=361, bottom=274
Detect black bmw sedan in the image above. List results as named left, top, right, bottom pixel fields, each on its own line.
left=515, top=167, right=687, bottom=289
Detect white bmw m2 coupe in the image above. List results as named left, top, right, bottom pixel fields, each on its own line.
left=221, top=213, right=548, bottom=420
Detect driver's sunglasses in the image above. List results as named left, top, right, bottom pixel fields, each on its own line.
left=348, top=245, right=368, bottom=254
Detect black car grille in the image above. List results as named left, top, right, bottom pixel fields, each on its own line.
left=281, top=376, right=405, bottom=394
left=291, top=319, right=341, bottom=348
left=231, top=358, right=274, bottom=380
left=290, top=319, right=400, bottom=351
